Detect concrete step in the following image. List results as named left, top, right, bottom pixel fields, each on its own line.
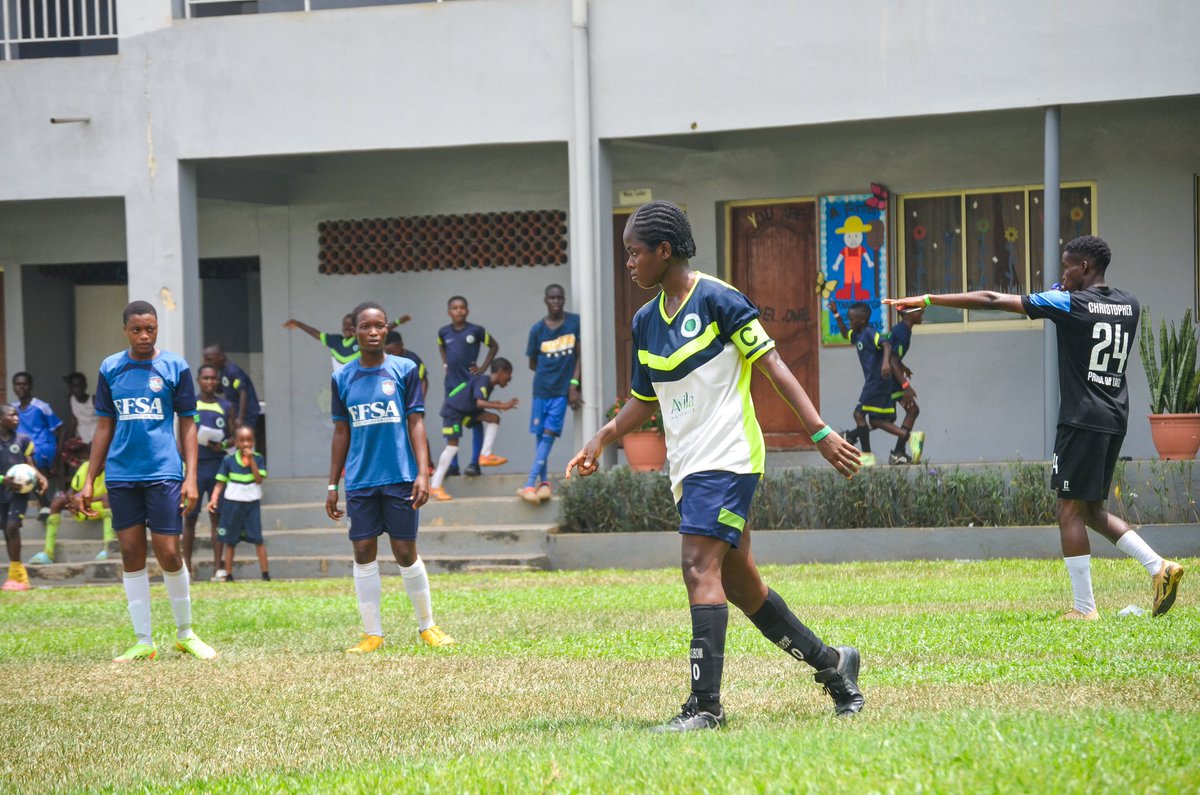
left=263, top=495, right=559, bottom=530
left=263, top=473, right=561, bottom=503
left=26, top=553, right=549, bottom=585
left=26, top=539, right=119, bottom=564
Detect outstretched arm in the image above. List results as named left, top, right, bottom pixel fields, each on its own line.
left=283, top=319, right=322, bottom=341
left=754, top=350, right=860, bottom=479
left=565, top=397, right=659, bottom=478
left=827, top=299, right=850, bottom=339
left=886, top=291, right=1026, bottom=314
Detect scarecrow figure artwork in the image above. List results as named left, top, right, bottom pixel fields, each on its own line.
left=830, top=216, right=875, bottom=300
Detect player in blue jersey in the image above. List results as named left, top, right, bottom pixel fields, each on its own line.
left=429, top=360, right=517, bottom=501
left=567, top=201, right=864, bottom=732
left=518, top=284, right=581, bottom=504
left=882, top=306, right=925, bottom=464
left=78, top=300, right=217, bottom=662
left=438, top=296, right=501, bottom=475
left=11, top=372, right=63, bottom=518
left=1, top=405, right=48, bottom=591
left=887, top=236, right=1184, bottom=619
left=202, top=344, right=260, bottom=432
left=327, top=302, right=455, bottom=652
left=183, top=364, right=233, bottom=578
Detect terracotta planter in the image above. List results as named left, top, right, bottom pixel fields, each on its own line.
left=1148, top=414, right=1200, bottom=460
left=623, top=430, right=667, bottom=472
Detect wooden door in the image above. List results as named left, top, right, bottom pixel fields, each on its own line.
left=728, top=200, right=820, bottom=449
left=612, top=209, right=658, bottom=396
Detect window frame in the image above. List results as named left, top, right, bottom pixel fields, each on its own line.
left=896, top=180, right=1098, bottom=333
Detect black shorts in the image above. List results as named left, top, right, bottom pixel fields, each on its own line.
left=217, top=500, right=263, bottom=546
left=1052, top=425, right=1125, bottom=502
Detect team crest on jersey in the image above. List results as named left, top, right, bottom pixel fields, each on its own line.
left=8, top=444, right=18, bottom=454
left=216, top=418, right=225, bottom=428
left=381, top=379, right=396, bottom=396
left=680, top=313, right=703, bottom=338
left=466, top=334, right=476, bottom=344
left=148, top=376, right=163, bottom=393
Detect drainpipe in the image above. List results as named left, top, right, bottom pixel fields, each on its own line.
left=570, top=0, right=600, bottom=442
left=1043, top=106, right=1061, bottom=460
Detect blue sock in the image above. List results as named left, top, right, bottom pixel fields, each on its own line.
left=471, top=423, right=485, bottom=466
left=526, top=434, right=556, bottom=488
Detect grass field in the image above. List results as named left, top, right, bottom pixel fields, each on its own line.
left=1, top=558, right=1198, bottom=793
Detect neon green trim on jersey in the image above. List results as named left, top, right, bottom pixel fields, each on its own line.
left=637, top=322, right=720, bottom=371
left=224, top=471, right=265, bottom=483
left=447, top=382, right=467, bottom=398
left=418, top=363, right=426, bottom=380
left=861, top=404, right=897, bottom=414
left=718, top=508, right=745, bottom=533
left=196, top=400, right=226, bottom=416
left=738, top=355, right=766, bottom=473
left=658, top=275, right=702, bottom=324
left=630, top=389, right=657, bottom=402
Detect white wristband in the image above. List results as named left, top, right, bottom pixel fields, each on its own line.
left=327, top=484, right=338, bottom=491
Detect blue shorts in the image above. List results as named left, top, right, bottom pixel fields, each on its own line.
left=217, top=500, right=263, bottom=546
left=676, top=471, right=759, bottom=549
left=187, top=458, right=224, bottom=519
left=440, top=411, right=478, bottom=442
left=107, top=480, right=183, bottom=535
left=529, top=395, right=568, bottom=437
left=856, top=394, right=896, bottom=419
left=0, top=495, right=29, bottom=527
left=31, top=451, right=54, bottom=471
left=346, top=483, right=419, bottom=542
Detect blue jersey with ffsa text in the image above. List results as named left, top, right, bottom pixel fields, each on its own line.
left=331, top=355, right=425, bottom=491
left=94, top=350, right=198, bottom=482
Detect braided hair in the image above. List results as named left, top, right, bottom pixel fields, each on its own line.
left=1064, top=235, right=1111, bottom=270
left=628, top=201, right=697, bottom=260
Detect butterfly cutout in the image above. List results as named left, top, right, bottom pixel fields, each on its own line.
left=865, top=182, right=889, bottom=212
left=816, top=273, right=837, bottom=300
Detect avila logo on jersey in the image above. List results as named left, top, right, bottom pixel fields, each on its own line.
left=348, top=400, right=402, bottom=427
left=115, top=397, right=165, bottom=421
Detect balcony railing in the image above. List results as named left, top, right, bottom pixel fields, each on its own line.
left=185, top=0, right=443, bottom=20
left=1, top=0, right=117, bottom=59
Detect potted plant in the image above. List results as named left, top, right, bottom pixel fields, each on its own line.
left=1140, top=307, right=1200, bottom=459
left=606, top=396, right=667, bottom=472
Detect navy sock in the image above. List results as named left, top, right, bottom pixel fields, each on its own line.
left=690, top=604, right=728, bottom=710
left=894, top=431, right=910, bottom=453
left=748, top=589, right=838, bottom=671
left=857, top=425, right=872, bottom=453
left=471, top=422, right=485, bottom=465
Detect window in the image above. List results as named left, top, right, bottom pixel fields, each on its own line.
left=898, top=182, right=1096, bottom=329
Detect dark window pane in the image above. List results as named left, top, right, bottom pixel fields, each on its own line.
left=965, top=191, right=1025, bottom=321
left=903, top=195, right=962, bottom=323
left=1029, top=185, right=1095, bottom=288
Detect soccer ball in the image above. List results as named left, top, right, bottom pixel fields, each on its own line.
left=5, top=463, right=38, bottom=494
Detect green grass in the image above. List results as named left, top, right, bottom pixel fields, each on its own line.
left=1, top=559, right=1198, bottom=793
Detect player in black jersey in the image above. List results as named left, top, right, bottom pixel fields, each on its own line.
left=887, top=236, right=1183, bottom=619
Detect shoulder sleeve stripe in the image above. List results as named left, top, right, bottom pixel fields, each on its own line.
left=630, top=389, right=657, bottom=402
left=1027, top=290, right=1071, bottom=313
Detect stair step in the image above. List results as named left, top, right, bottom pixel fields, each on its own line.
left=263, top=496, right=558, bottom=530
left=264, top=474, right=562, bottom=503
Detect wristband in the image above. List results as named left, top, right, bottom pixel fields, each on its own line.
left=901, top=381, right=910, bottom=390
left=327, top=484, right=338, bottom=492
left=569, top=378, right=580, bottom=387
left=810, top=425, right=833, bottom=444
left=923, top=294, right=932, bottom=306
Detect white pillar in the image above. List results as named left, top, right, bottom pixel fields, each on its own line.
left=569, top=0, right=601, bottom=444
left=3, top=261, right=26, bottom=377
left=257, top=207, right=295, bottom=475
left=124, top=160, right=201, bottom=364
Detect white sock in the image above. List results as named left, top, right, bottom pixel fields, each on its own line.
left=1115, top=531, right=1164, bottom=577
left=122, top=567, right=153, bottom=646
left=481, top=422, right=499, bottom=457
left=1063, top=554, right=1096, bottom=614
left=162, top=566, right=195, bottom=640
left=400, top=557, right=435, bottom=632
left=353, top=560, right=383, bottom=637
left=431, top=445, right=457, bottom=489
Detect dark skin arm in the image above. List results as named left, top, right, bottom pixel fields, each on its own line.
left=406, top=413, right=430, bottom=509
left=476, top=396, right=518, bottom=412
left=77, top=416, right=114, bottom=518
left=886, top=291, right=1026, bottom=314
left=283, top=319, right=323, bottom=341
left=568, top=345, right=583, bottom=410
left=565, top=396, right=660, bottom=477
left=881, top=339, right=894, bottom=380
left=888, top=349, right=917, bottom=408
left=326, top=420, right=351, bottom=521
left=472, top=337, right=500, bottom=374
left=828, top=299, right=850, bottom=339
left=179, top=418, right=199, bottom=515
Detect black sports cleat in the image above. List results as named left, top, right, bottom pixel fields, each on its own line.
left=650, top=695, right=726, bottom=733
left=889, top=451, right=912, bottom=465
left=261, top=572, right=271, bottom=582
left=463, top=463, right=482, bottom=477
left=814, top=645, right=865, bottom=717
left=446, top=464, right=461, bottom=477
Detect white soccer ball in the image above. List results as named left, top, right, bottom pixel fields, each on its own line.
left=5, top=463, right=37, bottom=494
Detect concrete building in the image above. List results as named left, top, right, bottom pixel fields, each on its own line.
left=2, top=0, right=1198, bottom=477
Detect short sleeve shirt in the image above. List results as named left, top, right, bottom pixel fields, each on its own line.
left=70, top=394, right=98, bottom=444
left=1022, top=286, right=1138, bottom=433
left=630, top=273, right=775, bottom=499
left=215, top=450, right=267, bottom=502
left=526, top=313, right=580, bottom=398
left=851, top=326, right=890, bottom=402
left=217, top=361, right=260, bottom=426
left=0, top=431, right=34, bottom=501
left=320, top=332, right=361, bottom=370
left=195, top=397, right=234, bottom=462
left=94, top=350, right=198, bottom=482
left=437, top=323, right=490, bottom=391
left=399, top=350, right=427, bottom=382
left=886, top=322, right=913, bottom=393
left=330, top=355, right=425, bottom=490
left=12, top=398, right=62, bottom=462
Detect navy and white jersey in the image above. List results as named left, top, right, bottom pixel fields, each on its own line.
left=0, top=431, right=34, bottom=501
left=886, top=321, right=913, bottom=393
left=195, top=396, right=233, bottom=462
left=331, top=355, right=424, bottom=490
left=94, top=350, right=197, bottom=482
left=851, top=325, right=890, bottom=401
left=437, top=322, right=490, bottom=391
left=320, top=332, right=360, bottom=371
left=441, top=373, right=492, bottom=418
left=630, top=273, right=775, bottom=499
left=1022, top=285, right=1139, bottom=433
left=527, top=313, right=580, bottom=398
left=215, top=450, right=267, bottom=503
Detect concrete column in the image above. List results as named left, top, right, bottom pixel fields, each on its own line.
left=2, top=261, right=25, bottom=377
left=124, top=159, right=201, bottom=365
left=256, top=207, right=295, bottom=476
left=1043, top=106, right=1061, bottom=459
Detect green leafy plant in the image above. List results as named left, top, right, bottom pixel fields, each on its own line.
left=605, top=396, right=662, bottom=433
left=1140, top=307, right=1200, bottom=414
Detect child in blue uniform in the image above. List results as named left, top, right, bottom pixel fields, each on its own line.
left=208, top=425, right=269, bottom=582
left=80, top=300, right=217, bottom=662
left=828, top=300, right=903, bottom=466
left=518, top=284, right=581, bottom=504
left=428, top=360, right=517, bottom=502
left=883, top=306, right=925, bottom=464
left=11, top=372, right=61, bottom=518
left=184, top=363, right=233, bottom=577
left=327, top=302, right=454, bottom=652
left=202, top=344, right=260, bottom=432
left=1, top=404, right=47, bottom=591
left=437, top=296, right=501, bottom=475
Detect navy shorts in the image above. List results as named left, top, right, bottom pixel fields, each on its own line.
left=0, top=495, right=29, bottom=527
left=856, top=392, right=896, bottom=419
left=107, top=480, right=183, bottom=535
left=187, top=458, right=224, bottom=519
left=347, top=483, right=419, bottom=542
left=1052, top=425, right=1125, bottom=502
left=676, top=471, right=759, bottom=549
left=440, top=411, right=477, bottom=442
left=530, top=395, right=568, bottom=437
left=217, top=500, right=263, bottom=546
